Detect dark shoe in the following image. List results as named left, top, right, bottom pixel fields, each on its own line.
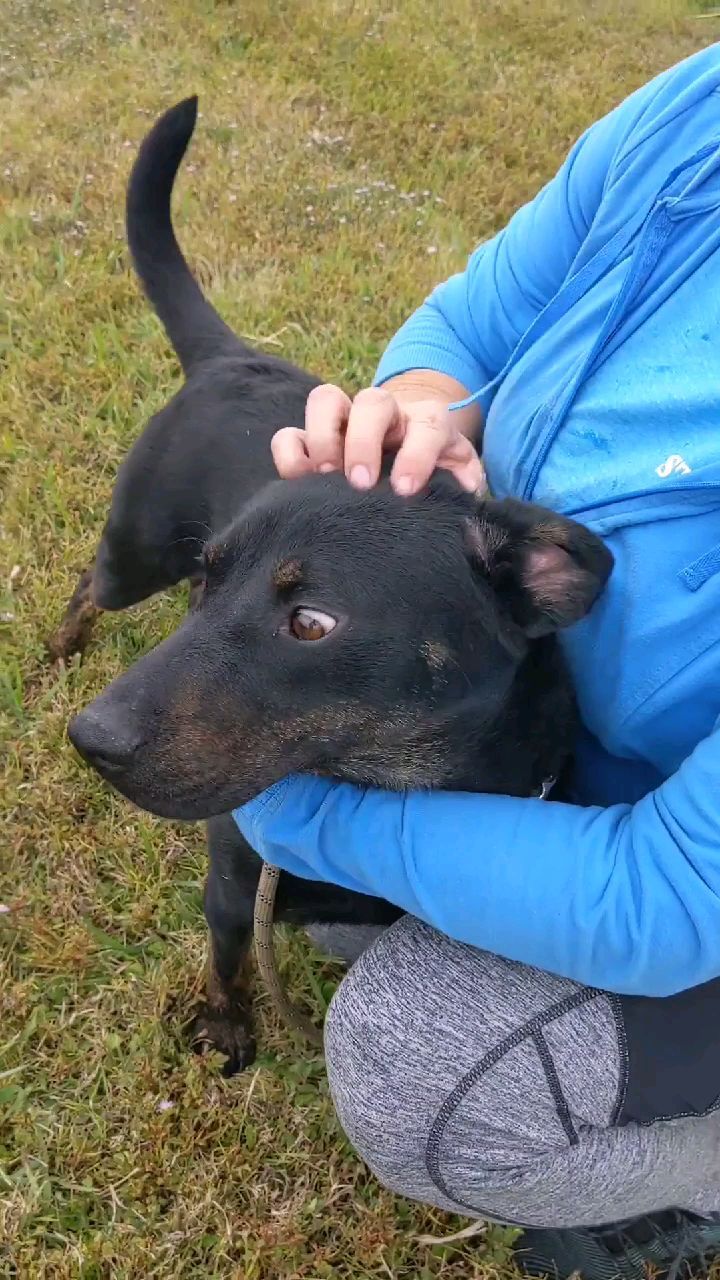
left=515, top=1209, right=720, bottom=1280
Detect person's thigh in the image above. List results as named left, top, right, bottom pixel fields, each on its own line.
left=324, top=916, right=720, bottom=1226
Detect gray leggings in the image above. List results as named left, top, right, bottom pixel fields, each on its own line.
left=310, top=918, right=720, bottom=1227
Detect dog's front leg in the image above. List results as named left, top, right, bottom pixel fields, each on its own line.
left=191, top=839, right=258, bottom=1075
left=47, top=565, right=100, bottom=663
left=192, top=927, right=257, bottom=1077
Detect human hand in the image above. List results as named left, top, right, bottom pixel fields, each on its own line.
left=271, top=375, right=485, bottom=497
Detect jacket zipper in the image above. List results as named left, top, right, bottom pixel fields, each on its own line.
left=521, top=204, right=675, bottom=502
left=519, top=139, right=720, bottom=504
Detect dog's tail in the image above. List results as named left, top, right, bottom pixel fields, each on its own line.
left=126, top=96, right=249, bottom=374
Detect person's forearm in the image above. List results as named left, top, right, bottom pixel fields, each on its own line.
left=380, top=370, right=483, bottom=441
left=237, top=719, right=720, bottom=996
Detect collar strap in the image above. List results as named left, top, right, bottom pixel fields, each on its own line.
left=533, top=776, right=557, bottom=801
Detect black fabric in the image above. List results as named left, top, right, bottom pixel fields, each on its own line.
left=553, top=772, right=720, bottom=1129
left=615, top=977, right=720, bottom=1126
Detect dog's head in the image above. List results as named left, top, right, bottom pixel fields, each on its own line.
left=69, top=473, right=612, bottom=819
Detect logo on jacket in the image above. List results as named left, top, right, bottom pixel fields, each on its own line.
left=656, top=454, right=692, bottom=479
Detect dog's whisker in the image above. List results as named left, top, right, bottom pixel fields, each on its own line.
left=182, top=520, right=213, bottom=537
left=167, top=534, right=206, bottom=551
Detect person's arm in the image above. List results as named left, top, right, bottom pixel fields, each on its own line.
left=234, top=720, right=720, bottom=997
left=374, top=55, right=701, bottom=407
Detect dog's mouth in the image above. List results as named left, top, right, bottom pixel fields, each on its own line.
left=67, top=692, right=449, bottom=820
left=115, top=780, right=256, bottom=822
left=67, top=703, right=306, bottom=821
left=69, top=727, right=271, bottom=821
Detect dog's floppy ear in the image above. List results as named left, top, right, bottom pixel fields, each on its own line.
left=466, top=498, right=613, bottom=637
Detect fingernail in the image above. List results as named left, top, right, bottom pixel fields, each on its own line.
left=394, top=476, right=415, bottom=496
left=319, top=462, right=336, bottom=473
left=349, top=465, right=371, bottom=489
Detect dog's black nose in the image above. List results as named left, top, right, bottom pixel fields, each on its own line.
left=68, top=706, right=141, bottom=774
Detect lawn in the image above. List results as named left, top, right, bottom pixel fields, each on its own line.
left=0, top=1, right=716, bottom=1275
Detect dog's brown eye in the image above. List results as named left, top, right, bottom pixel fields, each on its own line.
left=289, top=607, right=337, bottom=641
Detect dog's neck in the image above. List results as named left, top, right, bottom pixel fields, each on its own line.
left=328, top=638, right=576, bottom=800
left=443, top=637, right=576, bottom=797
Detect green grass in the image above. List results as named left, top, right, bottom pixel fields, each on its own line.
left=0, top=1, right=716, bottom=1274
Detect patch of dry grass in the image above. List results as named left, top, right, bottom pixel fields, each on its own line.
left=1, top=1, right=716, bottom=1274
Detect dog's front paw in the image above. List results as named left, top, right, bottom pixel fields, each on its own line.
left=190, top=1002, right=257, bottom=1076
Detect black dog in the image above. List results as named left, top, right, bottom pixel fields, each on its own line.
left=48, top=96, right=319, bottom=659
left=69, top=471, right=612, bottom=1070
left=65, top=99, right=613, bottom=1074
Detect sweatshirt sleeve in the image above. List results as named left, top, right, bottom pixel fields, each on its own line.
left=235, top=722, right=720, bottom=998
left=374, top=49, right=720, bottom=402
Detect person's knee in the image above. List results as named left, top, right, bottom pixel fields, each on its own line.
left=323, top=916, right=625, bottom=1221
left=322, top=916, right=547, bottom=1209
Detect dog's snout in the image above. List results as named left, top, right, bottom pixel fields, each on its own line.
left=68, top=705, right=142, bottom=774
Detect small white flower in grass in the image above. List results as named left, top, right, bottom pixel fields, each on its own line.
left=0, top=904, right=10, bottom=914
left=157, top=1100, right=174, bottom=1112
left=427, top=245, right=438, bottom=255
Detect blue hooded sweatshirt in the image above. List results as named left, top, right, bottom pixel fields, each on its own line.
left=236, top=45, right=720, bottom=1019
